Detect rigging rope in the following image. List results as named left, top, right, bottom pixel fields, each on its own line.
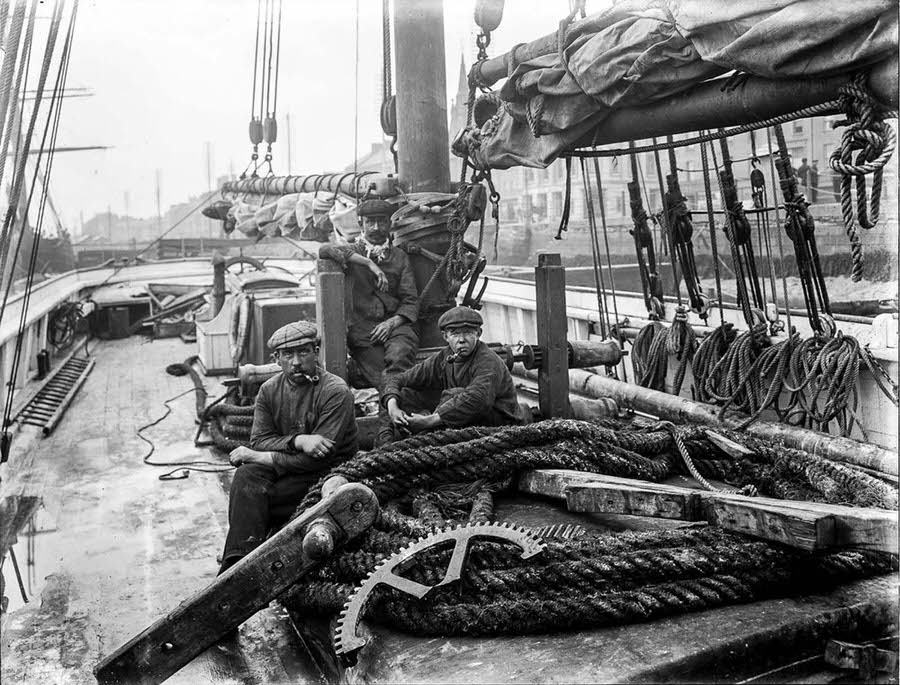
left=663, top=136, right=707, bottom=319
left=244, top=0, right=282, bottom=177
left=709, top=134, right=759, bottom=327
left=591, top=154, right=624, bottom=378
left=92, top=189, right=222, bottom=290
left=0, top=0, right=34, bottom=292
left=765, top=127, right=793, bottom=336
left=578, top=156, right=608, bottom=338
left=0, top=0, right=66, bottom=331
left=652, top=143, right=680, bottom=306
left=772, top=123, right=831, bottom=335
left=626, top=142, right=664, bottom=319
left=1, top=0, right=73, bottom=434
left=0, top=0, right=26, bottom=158
left=380, top=0, right=397, bottom=174
left=698, top=136, right=725, bottom=325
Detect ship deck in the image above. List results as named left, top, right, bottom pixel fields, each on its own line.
left=0, top=334, right=896, bottom=684
left=0, top=335, right=319, bottom=684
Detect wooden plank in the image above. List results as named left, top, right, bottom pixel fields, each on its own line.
left=566, top=482, right=702, bottom=521
left=701, top=490, right=898, bottom=554
left=825, top=639, right=899, bottom=676
left=534, top=253, right=571, bottom=419
left=517, top=468, right=615, bottom=500
left=315, top=258, right=347, bottom=380
left=93, top=482, right=379, bottom=685
left=519, top=469, right=897, bottom=553
left=702, top=496, right=836, bottom=551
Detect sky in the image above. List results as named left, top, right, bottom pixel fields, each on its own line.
left=26, top=0, right=578, bottom=233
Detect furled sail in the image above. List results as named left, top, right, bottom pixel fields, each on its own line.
left=463, top=0, right=897, bottom=169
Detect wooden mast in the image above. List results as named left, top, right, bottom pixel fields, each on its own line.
left=393, top=0, right=451, bottom=194
left=392, top=0, right=454, bottom=346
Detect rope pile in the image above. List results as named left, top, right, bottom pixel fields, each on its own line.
left=205, top=402, right=254, bottom=451
left=282, top=418, right=896, bottom=638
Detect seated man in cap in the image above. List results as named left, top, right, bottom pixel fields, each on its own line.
left=218, top=321, right=358, bottom=574
left=319, top=198, right=420, bottom=444
left=381, top=305, right=527, bottom=438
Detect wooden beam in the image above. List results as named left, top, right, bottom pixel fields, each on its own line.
left=93, top=482, right=379, bottom=685
left=706, top=490, right=899, bottom=554
left=315, top=259, right=347, bottom=380
left=517, top=468, right=607, bottom=500
left=702, top=495, right=836, bottom=552
left=534, top=253, right=571, bottom=419
left=566, top=369, right=899, bottom=477
left=566, top=482, right=702, bottom=521
left=518, top=469, right=898, bottom=553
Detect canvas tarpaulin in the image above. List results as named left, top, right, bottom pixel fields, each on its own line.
left=465, top=0, right=897, bottom=169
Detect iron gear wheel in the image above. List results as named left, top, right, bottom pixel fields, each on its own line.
left=333, top=521, right=545, bottom=664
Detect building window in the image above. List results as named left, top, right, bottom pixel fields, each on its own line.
left=793, top=120, right=804, bottom=134
left=550, top=191, right=562, bottom=219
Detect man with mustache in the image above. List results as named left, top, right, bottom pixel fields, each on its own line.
left=218, top=321, right=358, bottom=574
left=319, top=198, right=420, bottom=445
left=381, top=306, right=528, bottom=439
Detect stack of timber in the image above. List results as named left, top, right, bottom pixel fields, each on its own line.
left=519, top=469, right=898, bottom=554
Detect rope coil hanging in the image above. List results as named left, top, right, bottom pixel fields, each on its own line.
left=829, top=72, right=898, bottom=282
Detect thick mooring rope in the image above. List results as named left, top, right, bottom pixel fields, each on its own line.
left=281, top=418, right=896, bottom=642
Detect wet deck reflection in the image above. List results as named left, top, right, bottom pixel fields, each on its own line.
left=0, top=336, right=318, bottom=684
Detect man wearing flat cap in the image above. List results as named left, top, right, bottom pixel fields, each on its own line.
left=319, top=198, right=420, bottom=444
left=218, top=321, right=358, bottom=574
left=381, top=305, right=527, bottom=439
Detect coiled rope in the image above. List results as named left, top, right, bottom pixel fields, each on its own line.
left=281, top=417, right=895, bottom=637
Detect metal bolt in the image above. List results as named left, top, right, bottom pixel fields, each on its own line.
left=271, top=560, right=284, bottom=571
left=219, top=602, right=229, bottom=612
left=351, top=500, right=363, bottom=513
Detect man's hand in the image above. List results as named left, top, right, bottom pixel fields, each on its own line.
left=370, top=315, right=403, bottom=344
left=229, top=446, right=274, bottom=467
left=368, top=262, right=389, bottom=292
left=405, top=413, right=443, bottom=433
left=293, top=434, right=335, bottom=460
left=386, top=397, right=409, bottom=427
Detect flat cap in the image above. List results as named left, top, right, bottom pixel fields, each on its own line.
left=267, top=321, right=319, bottom=351
left=438, top=306, right=483, bottom=330
left=357, top=198, right=395, bottom=218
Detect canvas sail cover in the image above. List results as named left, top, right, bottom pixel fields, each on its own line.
left=467, top=0, right=897, bottom=169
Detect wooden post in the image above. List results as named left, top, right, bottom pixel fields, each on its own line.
left=316, top=259, right=346, bottom=380
left=535, top=253, right=571, bottom=418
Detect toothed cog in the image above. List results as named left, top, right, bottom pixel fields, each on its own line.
left=333, top=522, right=544, bottom=663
